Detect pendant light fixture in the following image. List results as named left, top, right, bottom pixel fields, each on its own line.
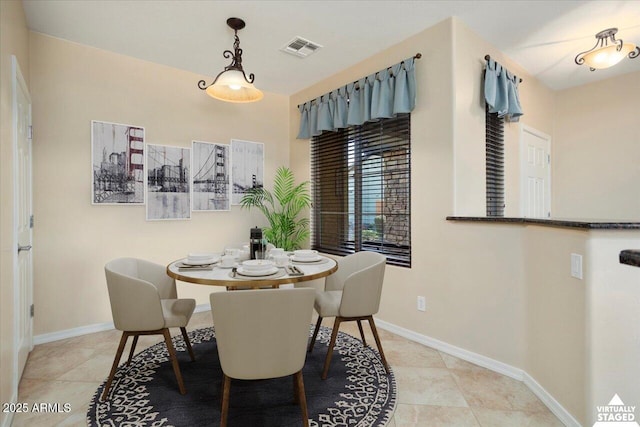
left=574, top=28, right=639, bottom=71
left=198, top=17, right=263, bottom=103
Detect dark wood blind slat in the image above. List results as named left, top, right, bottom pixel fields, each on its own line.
left=486, top=106, right=504, bottom=217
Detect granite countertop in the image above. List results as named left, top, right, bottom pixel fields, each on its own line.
left=446, top=216, right=640, bottom=230
left=620, top=250, right=640, bottom=268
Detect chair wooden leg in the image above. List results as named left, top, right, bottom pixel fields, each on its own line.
left=357, top=320, right=367, bottom=346
left=295, top=370, right=310, bottom=427
left=367, top=316, right=390, bottom=374
left=162, top=328, right=186, bottom=394
left=220, top=374, right=231, bottom=427
left=126, top=335, right=139, bottom=365
left=180, top=327, right=196, bottom=361
left=293, top=373, right=299, bottom=403
left=322, top=317, right=341, bottom=380
left=101, top=332, right=129, bottom=401
left=308, top=316, right=322, bottom=353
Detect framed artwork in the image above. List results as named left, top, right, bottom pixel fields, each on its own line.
left=146, top=144, right=191, bottom=220
left=231, top=139, right=264, bottom=205
left=191, top=141, right=231, bottom=211
left=91, top=120, right=144, bottom=204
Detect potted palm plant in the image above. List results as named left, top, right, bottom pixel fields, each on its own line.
left=240, top=166, right=311, bottom=251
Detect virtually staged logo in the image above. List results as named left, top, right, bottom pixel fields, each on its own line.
left=593, top=394, right=639, bottom=426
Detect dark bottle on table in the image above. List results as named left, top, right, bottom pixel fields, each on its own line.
left=250, top=227, right=263, bottom=260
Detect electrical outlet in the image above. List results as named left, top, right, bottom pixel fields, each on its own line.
left=571, top=253, right=583, bottom=279
left=417, top=296, right=426, bottom=312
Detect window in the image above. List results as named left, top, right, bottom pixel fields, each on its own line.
left=310, top=114, right=411, bottom=267
left=486, top=105, right=504, bottom=217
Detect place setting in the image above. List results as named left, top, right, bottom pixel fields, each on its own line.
left=219, top=245, right=308, bottom=279
left=290, top=249, right=329, bottom=265
left=176, top=253, right=220, bottom=271
left=230, top=259, right=286, bottom=280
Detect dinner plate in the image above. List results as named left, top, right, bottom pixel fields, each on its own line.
left=176, top=262, right=215, bottom=270
left=293, top=250, right=318, bottom=257
left=291, top=255, right=320, bottom=262
left=241, top=259, right=275, bottom=271
left=229, top=269, right=286, bottom=281
left=188, top=252, right=216, bottom=259
left=236, top=266, right=279, bottom=277
left=183, top=257, right=218, bottom=266
left=291, top=256, right=326, bottom=264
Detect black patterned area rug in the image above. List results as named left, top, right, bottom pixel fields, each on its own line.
left=87, top=325, right=396, bottom=426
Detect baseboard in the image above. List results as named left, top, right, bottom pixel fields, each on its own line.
left=375, top=318, right=523, bottom=381
left=1, top=390, right=17, bottom=427
left=1, top=410, right=14, bottom=427
left=374, top=318, right=578, bottom=427
left=523, top=372, right=581, bottom=427
left=33, top=321, right=115, bottom=345
left=33, top=303, right=211, bottom=345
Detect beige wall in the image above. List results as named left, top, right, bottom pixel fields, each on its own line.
left=586, top=231, right=640, bottom=424
left=553, top=72, right=640, bottom=220
left=29, top=32, right=289, bottom=335
left=524, top=227, right=588, bottom=421
left=0, top=0, right=30, bottom=423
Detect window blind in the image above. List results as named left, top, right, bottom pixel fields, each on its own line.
left=311, top=114, right=411, bottom=267
left=486, top=105, right=504, bottom=217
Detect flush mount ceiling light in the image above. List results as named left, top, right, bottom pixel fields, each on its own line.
left=574, top=28, right=639, bottom=71
left=198, top=17, right=263, bottom=103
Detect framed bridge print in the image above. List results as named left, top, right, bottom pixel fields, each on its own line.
left=91, top=120, right=144, bottom=205
left=231, top=139, right=264, bottom=205
left=146, top=144, right=191, bottom=220
left=192, top=141, right=231, bottom=211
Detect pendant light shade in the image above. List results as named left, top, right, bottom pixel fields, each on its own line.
left=198, top=18, right=263, bottom=103
left=205, top=70, right=264, bottom=103
left=575, top=28, right=639, bottom=71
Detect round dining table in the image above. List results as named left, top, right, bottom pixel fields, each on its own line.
left=167, top=255, right=338, bottom=290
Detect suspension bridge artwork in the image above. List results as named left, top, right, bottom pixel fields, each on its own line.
left=146, top=144, right=191, bottom=220
left=192, top=141, right=230, bottom=211
left=231, top=139, right=264, bottom=205
left=91, top=121, right=144, bottom=205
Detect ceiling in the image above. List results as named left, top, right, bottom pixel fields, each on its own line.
left=22, top=0, right=640, bottom=95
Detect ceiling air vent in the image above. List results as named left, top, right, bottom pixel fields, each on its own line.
left=280, top=36, right=322, bottom=58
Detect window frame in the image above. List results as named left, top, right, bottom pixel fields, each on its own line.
left=486, top=105, right=505, bottom=217
left=310, top=114, right=412, bottom=268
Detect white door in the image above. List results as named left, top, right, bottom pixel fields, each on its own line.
left=13, top=56, right=33, bottom=380
left=520, top=125, right=551, bottom=218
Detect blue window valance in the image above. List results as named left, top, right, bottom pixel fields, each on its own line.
left=484, top=58, right=523, bottom=122
left=297, top=56, right=418, bottom=139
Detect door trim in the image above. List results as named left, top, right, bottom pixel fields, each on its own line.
left=519, top=124, right=551, bottom=217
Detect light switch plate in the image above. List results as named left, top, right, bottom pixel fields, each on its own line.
left=417, top=296, right=426, bottom=312
left=571, top=253, right=583, bottom=279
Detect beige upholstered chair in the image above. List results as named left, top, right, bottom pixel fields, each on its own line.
left=209, top=288, right=315, bottom=427
left=102, top=257, right=196, bottom=401
left=308, top=251, right=389, bottom=379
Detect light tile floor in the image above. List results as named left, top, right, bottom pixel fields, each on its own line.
left=13, top=311, right=565, bottom=426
